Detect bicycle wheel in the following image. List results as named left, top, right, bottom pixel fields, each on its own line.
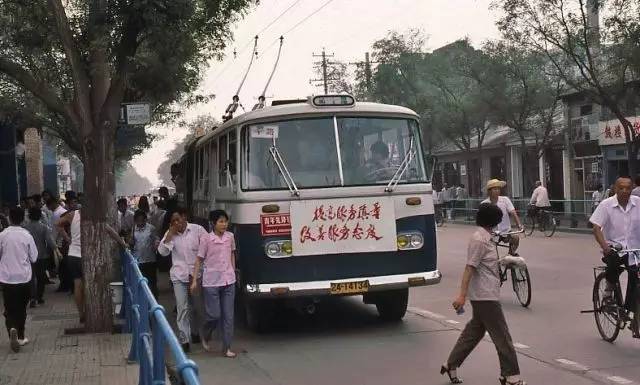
left=593, top=272, right=621, bottom=342
left=543, top=213, right=557, bottom=237
left=511, top=265, right=532, bottom=307
left=524, top=215, right=535, bottom=236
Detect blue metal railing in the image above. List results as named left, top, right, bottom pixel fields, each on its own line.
left=122, top=249, right=201, bottom=385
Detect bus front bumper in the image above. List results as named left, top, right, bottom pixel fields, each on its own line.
left=244, top=270, right=442, bottom=298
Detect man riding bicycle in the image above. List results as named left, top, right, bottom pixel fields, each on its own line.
left=589, top=177, right=640, bottom=331
left=529, top=181, right=551, bottom=217
left=482, top=179, right=523, bottom=255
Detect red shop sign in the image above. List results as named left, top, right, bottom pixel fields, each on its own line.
left=260, top=213, right=291, bottom=236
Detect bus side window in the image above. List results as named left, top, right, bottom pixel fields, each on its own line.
left=228, top=130, right=237, bottom=177
left=209, top=139, right=217, bottom=194
left=219, top=134, right=228, bottom=187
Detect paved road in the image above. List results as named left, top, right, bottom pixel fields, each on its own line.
left=189, top=224, right=638, bottom=385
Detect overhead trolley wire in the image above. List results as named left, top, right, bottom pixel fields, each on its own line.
left=263, top=0, right=335, bottom=53
left=210, top=0, right=304, bottom=84
left=236, top=0, right=303, bottom=56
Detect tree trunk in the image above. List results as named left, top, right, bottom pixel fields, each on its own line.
left=81, top=127, right=116, bottom=332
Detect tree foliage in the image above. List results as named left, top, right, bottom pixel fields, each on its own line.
left=495, top=0, right=640, bottom=175
left=0, top=0, right=253, bottom=331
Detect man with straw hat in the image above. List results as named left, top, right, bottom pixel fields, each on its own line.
left=481, top=179, right=523, bottom=255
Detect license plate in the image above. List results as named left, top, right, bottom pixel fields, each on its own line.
left=330, top=280, right=370, bottom=295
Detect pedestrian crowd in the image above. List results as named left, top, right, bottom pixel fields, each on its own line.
left=1, top=186, right=237, bottom=358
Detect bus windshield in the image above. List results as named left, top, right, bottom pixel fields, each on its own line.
left=242, top=116, right=427, bottom=191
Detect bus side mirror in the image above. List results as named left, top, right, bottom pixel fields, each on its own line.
left=425, top=154, right=437, bottom=182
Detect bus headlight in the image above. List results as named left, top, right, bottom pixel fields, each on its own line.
left=397, top=235, right=409, bottom=249
left=264, top=240, right=293, bottom=257
left=410, top=233, right=424, bottom=248
left=281, top=240, right=293, bottom=255
left=397, top=232, right=424, bottom=250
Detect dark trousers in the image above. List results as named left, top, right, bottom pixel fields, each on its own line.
left=604, top=253, right=639, bottom=312
left=447, top=301, right=520, bottom=377
left=29, top=259, right=49, bottom=301
left=139, top=262, right=158, bottom=298
left=57, top=255, right=73, bottom=292
left=2, top=282, right=31, bottom=340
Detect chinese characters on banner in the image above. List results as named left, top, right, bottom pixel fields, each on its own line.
left=260, top=213, right=291, bottom=236
left=290, top=197, right=397, bottom=256
left=598, top=117, right=640, bottom=146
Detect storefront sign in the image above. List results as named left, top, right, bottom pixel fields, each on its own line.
left=260, top=213, right=291, bottom=236
left=290, top=197, right=397, bottom=256
left=598, top=117, right=640, bottom=146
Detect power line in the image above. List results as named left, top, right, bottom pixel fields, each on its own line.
left=236, top=0, right=303, bottom=58
left=212, top=0, right=335, bottom=91
left=263, top=0, right=335, bottom=53
left=210, top=0, right=303, bottom=84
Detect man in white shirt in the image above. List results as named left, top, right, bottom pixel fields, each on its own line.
left=529, top=181, right=551, bottom=209
left=117, top=198, right=135, bottom=239
left=158, top=206, right=207, bottom=352
left=591, top=184, right=604, bottom=213
left=590, top=177, right=640, bottom=333
left=0, top=207, right=38, bottom=352
left=482, top=179, right=523, bottom=255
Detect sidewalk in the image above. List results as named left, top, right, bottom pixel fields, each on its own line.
left=0, top=283, right=139, bottom=385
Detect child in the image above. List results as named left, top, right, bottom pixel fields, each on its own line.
left=191, top=209, right=236, bottom=357
left=131, top=210, right=160, bottom=298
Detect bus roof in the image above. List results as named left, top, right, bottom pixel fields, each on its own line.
left=194, top=100, right=418, bottom=148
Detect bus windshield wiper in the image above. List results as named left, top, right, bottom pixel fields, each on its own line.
left=269, top=138, right=300, bottom=196
left=385, top=136, right=416, bottom=192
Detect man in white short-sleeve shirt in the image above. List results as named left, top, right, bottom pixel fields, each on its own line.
left=482, top=179, right=523, bottom=255
left=590, top=177, right=640, bottom=322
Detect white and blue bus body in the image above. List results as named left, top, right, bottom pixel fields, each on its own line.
left=184, top=95, right=440, bottom=328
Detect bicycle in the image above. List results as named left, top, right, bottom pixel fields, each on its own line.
left=524, top=205, right=557, bottom=237
left=492, top=229, right=532, bottom=307
left=582, top=248, right=640, bottom=342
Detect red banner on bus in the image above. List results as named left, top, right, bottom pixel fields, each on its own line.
left=260, top=213, right=292, bottom=236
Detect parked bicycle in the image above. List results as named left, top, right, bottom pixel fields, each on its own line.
left=524, top=205, right=557, bottom=237
left=492, top=229, right=531, bottom=307
left=582, top=248, right=640, bottom=342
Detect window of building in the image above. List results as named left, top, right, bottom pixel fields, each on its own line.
left=490, top=156, right=506, bottom=181
left=580, top=104, right=592, bottom=116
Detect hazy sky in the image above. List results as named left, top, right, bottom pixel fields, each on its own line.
left=131, top=0, right=501, bottom=186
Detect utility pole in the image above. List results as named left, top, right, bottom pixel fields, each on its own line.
left=364, top=52, right=372, bottom=92
left=349, top=52, right=378, bottom=99
left=311, top=49, right=335, bottom=94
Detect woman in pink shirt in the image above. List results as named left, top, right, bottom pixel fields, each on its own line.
left=191, top=210, right=237, bottom=358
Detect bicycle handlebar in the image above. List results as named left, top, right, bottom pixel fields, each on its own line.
left=493, top=229, right=525, bottom=236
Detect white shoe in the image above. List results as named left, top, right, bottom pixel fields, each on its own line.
left=201, top=339, right=211, bottom=352
left=9, top=328, right=19, bottom=352
left=18, top=338, right=29, bottom=346
left=500, top=255, right=526, bottom=267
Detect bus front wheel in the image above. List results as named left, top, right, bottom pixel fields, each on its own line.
left=374, top=288, right=409, bottom=321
